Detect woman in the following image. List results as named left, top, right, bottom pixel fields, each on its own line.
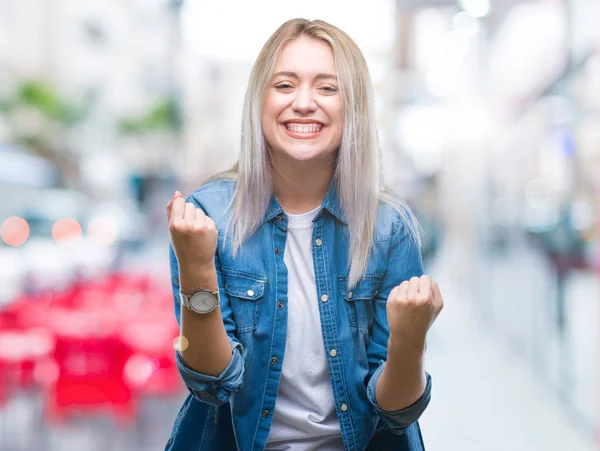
left=165, top=18, right=443, bottom=451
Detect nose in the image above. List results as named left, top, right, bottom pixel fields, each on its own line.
left=291, top=85, right=317, bottom=115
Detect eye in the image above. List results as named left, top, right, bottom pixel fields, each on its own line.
left=275, top=83, right=293, bottom=90
left=320, top=86, right=338, bottom=93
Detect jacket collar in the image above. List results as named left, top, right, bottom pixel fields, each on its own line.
left=263, top=179, right=348, bottom=225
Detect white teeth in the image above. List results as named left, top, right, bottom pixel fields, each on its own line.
left=285, top=123, right=323, bottom=133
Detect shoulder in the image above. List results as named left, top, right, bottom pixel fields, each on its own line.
left=186, top=178, right=237, bottom=226
left=188, top=177, right=236, bottom=198
left=374, top=190, right=421, bottom=246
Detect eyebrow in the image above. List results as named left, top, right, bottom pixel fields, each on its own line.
left=272, top=71, right=337, bottom=81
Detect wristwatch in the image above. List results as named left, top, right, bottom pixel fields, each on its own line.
left=179, top=287, right=220, bottom=314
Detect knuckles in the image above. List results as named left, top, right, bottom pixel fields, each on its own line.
left=168, top=213, right=216, bottom=237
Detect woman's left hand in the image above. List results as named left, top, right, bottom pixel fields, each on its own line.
left=385, top=275, right=443, bottom=349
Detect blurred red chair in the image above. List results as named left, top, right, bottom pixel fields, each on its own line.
left=44, top=307, right=136, bottom=426
left=1, top=270, right=180, bottom=428
left=0, top=327, right=55, bottom=391
left=120, top=314, right=182, bottom=396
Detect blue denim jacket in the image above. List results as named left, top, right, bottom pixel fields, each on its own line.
left=166, top=179, right=431, bottom=451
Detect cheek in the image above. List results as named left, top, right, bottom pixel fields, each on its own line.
left=324, top=100, right=344, bottom=129
left=330, top=107, right=345, bottom=139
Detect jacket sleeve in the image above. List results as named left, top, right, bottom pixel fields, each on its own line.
left=170, top=195, right=245, bottom=406
left=364, top=214, right=432, bottom=434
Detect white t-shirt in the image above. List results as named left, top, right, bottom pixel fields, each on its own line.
left=264, top=206, right=345, bottom=451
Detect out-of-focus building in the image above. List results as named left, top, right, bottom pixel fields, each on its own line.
left=391, top=0, right=600, bottom=440
left=0, top=0, right=183, bottom=196
left=179, top=58, right=249, bottom=186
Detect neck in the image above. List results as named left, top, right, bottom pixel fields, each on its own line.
left=270, top=153, right=335, bottom=214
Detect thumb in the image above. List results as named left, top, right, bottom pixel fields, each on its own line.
left=166, top=191, right=182, bottom=220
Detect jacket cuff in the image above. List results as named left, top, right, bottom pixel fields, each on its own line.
left=367, top=359, right=432, bottom=434
left=175, top=339, right=245, bottom=406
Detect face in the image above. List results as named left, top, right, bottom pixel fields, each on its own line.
left=261, top=36, right=344, bottom=166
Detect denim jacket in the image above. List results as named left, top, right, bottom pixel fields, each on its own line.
left=166, top=179, right=431, bottom=451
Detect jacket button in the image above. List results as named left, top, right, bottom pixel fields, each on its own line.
left=173, top=277, right=179, bottom=287
left=321, top=294, right=328, bottom=302
left=262, top=410, right=269, bottom=418
left=329, top=349, right=337, bottom=357
left=275, top=248, right=280, bottom=254
left=315, top=238, right=322, bottom=246
left=277, top=301, right=284, bottom=309
left=247, top=290, right=254, bottom=297
left=271, top=357, right=278, bottom=364
left=340, top=403, right=348, bottom=412
left=348, top=292, right=353, bottom=299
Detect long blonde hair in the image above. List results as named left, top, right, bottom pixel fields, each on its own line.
left=215, top=18, right=422, bottom=289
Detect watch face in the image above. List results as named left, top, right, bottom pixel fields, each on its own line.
left=190, top=291, right=218, bottom=313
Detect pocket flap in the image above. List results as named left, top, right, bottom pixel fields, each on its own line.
left=338, top=275, right=382, bottom=301
left=223, top=271, right=266, bottom=300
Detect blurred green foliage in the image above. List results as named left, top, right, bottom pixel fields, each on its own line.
left=0, top=80, right=86, bottom=126
left=119, top=96, right=181, bottom=134
left=18, top=82, right=84, bottom=125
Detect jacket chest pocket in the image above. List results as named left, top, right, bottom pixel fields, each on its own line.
left=222, top=269, right=266, bottom=333
left=338, top=276, right=382, bottom=333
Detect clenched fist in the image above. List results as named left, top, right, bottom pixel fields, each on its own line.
left=386, top=275, right=443, bottom=348
left=166, top=191, right=218, bottom=271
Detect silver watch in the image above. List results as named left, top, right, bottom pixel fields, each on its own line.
left=179, top=288, right=220, bottom=314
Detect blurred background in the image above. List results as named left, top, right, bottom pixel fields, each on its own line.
left=0, top=0, right=598, bottom=450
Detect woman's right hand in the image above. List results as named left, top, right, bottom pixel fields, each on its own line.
left=166, top=191, right=218, bottom=271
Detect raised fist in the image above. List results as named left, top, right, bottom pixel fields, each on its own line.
left=386, top=275, right=443, bottom=348
left=166, top=191, right=218, bottom=271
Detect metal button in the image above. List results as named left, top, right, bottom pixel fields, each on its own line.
left=340, top=403, right=348, bottom=412
left=271, top=357, right=278, bottom=364
left=262, top=410, right=269, bottom=418
left=247, top=290, right=254, bottom=297
left=173, top=277, right=179, bottom=286
left=277, top=301, right=284, bottom=309
left=375, top=290, right=379, bottom=296
left=278, top=215, right=285, bottom=222
left=315, top=238, right=322, bottom=246
left=321, top=294, right=328, bottom=302
left=348, top=292, right=353, bottom=299
left=329, top=349, right=337, bottom=357
left=275, top=248, right=280, bottom=255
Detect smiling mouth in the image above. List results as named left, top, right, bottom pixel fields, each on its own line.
left=281, top=122, right=325, bottom=139
left=284, top=123, right=323, bottom=133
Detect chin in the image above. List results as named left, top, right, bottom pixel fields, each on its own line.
left=282, top=146, right=329, bottom=163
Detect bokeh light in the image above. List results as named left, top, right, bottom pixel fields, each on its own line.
left=459, top=0, right=490, bottom=18
left=0, top=216, right=30, bottom=246
left=87, top=216, right=119, bottom=246
left=52, top=217, right=82, bottom=244
left=173, top=335, right=189, bottom=352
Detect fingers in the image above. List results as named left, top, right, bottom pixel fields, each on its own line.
left=395, top=281, right=408, bottom=299
left=406, top=277, right=419, bottom=300
left=196, top=205, right=209, bottom=226
left=167, top=191, right=212, bottom=234
left=417, top=275, right=432, bottom=302
left=432, top=280, right=444, bottom=315
left=184, top=201, right=196, bottom=224
left=395, top=275, right=434, bottom=303
left=166, top=191, right=182, bottom=220
left=169, top=195, right=186, bottom=222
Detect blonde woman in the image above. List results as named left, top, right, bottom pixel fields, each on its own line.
left=165, top=18, right=443, bottom=451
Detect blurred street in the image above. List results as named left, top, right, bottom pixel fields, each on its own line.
left=421, top=239, right=595, bottom=451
